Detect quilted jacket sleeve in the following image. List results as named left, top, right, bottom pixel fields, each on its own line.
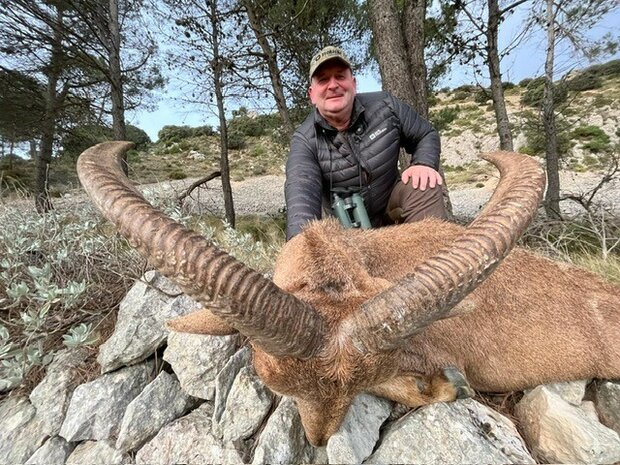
left=389, top=94, right=441, bottom=170
left=285, top=130, right=324, bottom=240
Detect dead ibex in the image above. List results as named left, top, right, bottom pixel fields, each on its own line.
left=78, top=141, right=620, bottom=446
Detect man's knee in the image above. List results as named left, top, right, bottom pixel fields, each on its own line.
left=386, top=181, right=447, bottom=224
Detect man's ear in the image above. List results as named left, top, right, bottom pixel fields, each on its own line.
left=308, top=85, right=316, bottom=105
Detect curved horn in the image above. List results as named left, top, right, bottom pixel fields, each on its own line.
left=77, top=141, right=326, bottom=359
left=342, top=151, right=545, bottom=354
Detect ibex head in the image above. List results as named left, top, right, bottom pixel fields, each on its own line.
left=77, top=141, right=544, bottom=445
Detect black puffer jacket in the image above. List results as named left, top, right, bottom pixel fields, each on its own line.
left=285, top=91, right=441, bottom=240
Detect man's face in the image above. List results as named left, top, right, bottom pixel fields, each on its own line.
left=308, top=61, right=356, bottom=124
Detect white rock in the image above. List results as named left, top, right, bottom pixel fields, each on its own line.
left=59, top=361, right=153, bottom=441
left=98, top=271, right=202, bottom=373
left=516, top=385, right=620, bottom=464
left=220, top=366, right=274, bottom=443
left=136, top=402, right=243, bottom=464
left=66, top=440, right=131, bottom=465
left=368, top=399, right=534, bottom=464
left=251, top=397, right=315, bottom=465
left=0, top=397, right=48, bottom=464
left=29, top=348, right=89, bottom=435
left=326, top=393, right=391, bottom=464
left=116, top=371, right=196, bottom=452
left=164, top=331, right=238, bottom=400
left=25, top=436, right=74, bottom=465
left=544, top=379, right=588, bottom=405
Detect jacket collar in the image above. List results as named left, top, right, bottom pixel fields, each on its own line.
left=313, top=96, right=365, bottom=132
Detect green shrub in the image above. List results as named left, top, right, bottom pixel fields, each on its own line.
left=0, top=202, right=145, bottom=391
left=251, top=144, right=267, bottom=158
left=157, top=125, right=214, bottom=144
left=581, top=59, right=620, bottom=78
left=502, top=81, right=516, bottom=89
left=573, top=125, right=611, bottom=153
left=518, top=146, right=536, bottom=156
left=520, top=110, right=571, bottom=157
left=474, top=90, right=491, bottom=104
left=452, top=90, right=470, bottom=101
left=227, top=129, right=246, bottom=150
left=521, top=77, right=568, bottom=108
left=566, top=71, right=603, bottom=91
left=430, top=106, right=460, bottom=132
left=518, top=78, right=532, bottom=87
left=168, top=169, right=187, bottom=180
left=592, top=95, right=613, bottom=108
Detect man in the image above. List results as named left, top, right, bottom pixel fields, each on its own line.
left=285, top=46, right=446, bottom=240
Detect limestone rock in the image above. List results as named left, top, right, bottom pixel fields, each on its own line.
left=116, top=371, right=196, bottom=452
left=326, top=393, right=391, bottom=464
left=29, top=347, right=89, bottom=435
left=368, top=399, right=534, bottom=464
left=595, top=380, right=620, bottom=435
left=544, top=379, right=588, bottom=405
left=516, top=385, right=620, bottom=464
left=136, top=403, right=242, bottom=464
left=98, top=271, right=201, bottom=373
left=251, top=397, right=315, bottom=465
left=220, top=366, right=274, bottom=443
left=212, top=346, right=252, bottom=437
left=66, top=440, right=131, bottom=465
left=25, top=436, right=74, bottom=465
left=59, top=361, right=153, bottom=442
left=0, top=397, right=48, bottom=465
left=164, top=331, right=237, bottom=400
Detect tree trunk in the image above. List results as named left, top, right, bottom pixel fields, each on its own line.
left=108, top=0, right=128, bottom=174
left=542, top=0, right=561, bottom=219
left=369, top=0, right=453, bottom=218
left=368, top=0, right=416, bottom=105
left=36, top=4, right=66, bottom=213
left=211, top=0, right=235, bottom=228
left=486, top=0, right=513, bottom=151
left=402, top=0, right=428, bottom=118
left=244, top=1, right=294, bottom=139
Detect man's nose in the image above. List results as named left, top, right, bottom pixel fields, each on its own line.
left=326, top=77, right=339, bottom=88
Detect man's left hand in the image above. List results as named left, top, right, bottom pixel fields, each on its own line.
left=401, top=165, right=443, bottom=191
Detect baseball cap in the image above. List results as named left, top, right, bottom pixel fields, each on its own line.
left=309, top=46, right=352, bottom=81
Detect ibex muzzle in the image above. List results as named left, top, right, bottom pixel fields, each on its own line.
left=78, top=142, right=620, bottom=446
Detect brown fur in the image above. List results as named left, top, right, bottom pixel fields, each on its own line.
left=169, top=217, right=619, bottom=445
left=254, top=217, right=619, bottom=445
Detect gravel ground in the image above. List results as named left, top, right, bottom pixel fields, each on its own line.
left=3, top=168, right=618, bottom=222
left=139, top=169, right=620, bottom=221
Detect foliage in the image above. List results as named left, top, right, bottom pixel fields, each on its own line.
left=0, top=69, right=46, bottom=145
left=520, top=77, right=568, bottom=108
left=157, top=125, right=215, bottom=144
left=566, top=71, right=603, bottom=91
left=61, top=123, right=151, bottom=159
left=168, top=168, right=187, bottom=180
left=430, top=106, right=460, bottom=132
left=228, top=107, right=284, bottom=139
left=573, top=125, right=611, bottom=153
left=474, top=90, right=491, bottom=104
left=227, top=129, right=246, bottom=150
left=0, top=200, right=146, bottom=391
left=519, top=110, right=572, bottom=157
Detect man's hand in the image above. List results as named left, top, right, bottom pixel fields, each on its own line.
left=401, top=165, right=443, bottom=191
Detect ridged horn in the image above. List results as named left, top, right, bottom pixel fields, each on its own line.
left=77, top=141, right=326, bottom=359
left=342, top=151, right=545, bottom=354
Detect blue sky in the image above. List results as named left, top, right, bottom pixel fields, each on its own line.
left=130, top=6, right=619, bottom=142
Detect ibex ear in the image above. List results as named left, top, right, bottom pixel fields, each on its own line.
left=166, top=306, right=238, bottom=335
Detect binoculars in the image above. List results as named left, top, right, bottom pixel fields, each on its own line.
left=331, top=190, right=371, bottom=229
